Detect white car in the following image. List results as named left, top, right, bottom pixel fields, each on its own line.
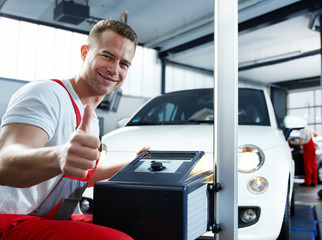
left=81, top=88, right=305, bottom=240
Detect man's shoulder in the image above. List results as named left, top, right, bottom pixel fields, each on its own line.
left=20, top=80, right=71, bottom=101
left=25, top=79, right=66, bottom=91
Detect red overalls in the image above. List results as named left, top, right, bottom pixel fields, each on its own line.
left=0, top=80, right=133, bottom=240
left=303, top=134, right=318, bottom=186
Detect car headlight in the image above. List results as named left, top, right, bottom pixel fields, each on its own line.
left=238, top=144, right=264, bottom=173
left=248, top=177, right=268, bottom=194
left=79, top=197, right=93, bottom=215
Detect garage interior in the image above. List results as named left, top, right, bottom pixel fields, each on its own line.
left=0, top=0, right=322, bottom=240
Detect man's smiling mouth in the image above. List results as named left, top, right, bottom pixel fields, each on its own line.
left=97, top=72, right=118, bottom=83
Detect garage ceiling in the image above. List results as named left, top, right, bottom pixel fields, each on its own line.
left=0, top=0, right=321, bottom=85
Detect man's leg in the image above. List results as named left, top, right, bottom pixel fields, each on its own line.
left=303, top=148, right=313, bottom=185
left=1, top=215, right=133, bottom=240
left=311, top=151, right=318, bottom=185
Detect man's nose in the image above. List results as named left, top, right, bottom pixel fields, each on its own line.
left=107, top=61, right=119, bottom=76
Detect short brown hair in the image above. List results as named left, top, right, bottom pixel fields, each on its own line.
left=87, top=19, right=138, bottom=48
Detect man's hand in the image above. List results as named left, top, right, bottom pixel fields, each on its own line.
left=59, top=105, right=100, bottom=178
left=136, top=146, right=150, bottom=157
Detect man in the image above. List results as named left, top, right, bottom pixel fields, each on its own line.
left=289, top=127, right=319, bottom=187
left=0, top=19, right=146, bottom=239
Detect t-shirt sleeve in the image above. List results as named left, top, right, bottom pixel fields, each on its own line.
left=1, top=80, right=65, bottom=141
left=299, top=128, right=310, bottom=144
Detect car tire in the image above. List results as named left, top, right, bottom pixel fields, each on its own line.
left=318, top=163, right=322, bottom=184
left=277, top=191, right=291, bottom=240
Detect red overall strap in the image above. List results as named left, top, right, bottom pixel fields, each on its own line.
left=51, top=79, right=81, bottom=127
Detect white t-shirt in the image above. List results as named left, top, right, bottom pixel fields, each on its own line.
left=299, top=127, right=312, bottom=144
left=0, top=79, right=99, bottom=214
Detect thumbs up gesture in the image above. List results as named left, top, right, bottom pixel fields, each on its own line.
left=59, top=104, right=100, bottom=178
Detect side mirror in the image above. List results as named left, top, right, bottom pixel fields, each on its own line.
left=284, top=115, right=308, bottom=129
left=283, top=115, right=308, bottom=139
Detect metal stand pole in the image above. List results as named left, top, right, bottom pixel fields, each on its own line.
left=213, top=0, right=238, bottom=239
left=320, top=15, right=322, bottom=87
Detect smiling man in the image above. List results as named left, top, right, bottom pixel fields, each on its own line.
left=0, top=20, right=144, bottom=240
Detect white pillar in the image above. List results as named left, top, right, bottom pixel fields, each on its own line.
left=213, top=0, right=238, bottom=239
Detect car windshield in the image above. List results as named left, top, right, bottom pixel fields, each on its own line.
left=127, top=88, right=270, bottom=126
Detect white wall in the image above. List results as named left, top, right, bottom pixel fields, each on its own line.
left=0, top=16, right=162, bottom=99
left=165, top=63, right=214, bottom=92
left=124, top=47, right=161, bottom=98
left=0, top=16, right=162, bottom=135
left=164, top=63, right=268, bottom=93
left=0, top=16, right=270, bottom=135
left=0, top=78, right=27, bottom=125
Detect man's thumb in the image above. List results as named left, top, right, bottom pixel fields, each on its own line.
left=78, top=104, right=93, bottom=133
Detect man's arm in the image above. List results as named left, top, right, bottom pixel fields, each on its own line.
left=87, top=161, right=129, bottom=187
left=289, top=137, right=305, bottom=146
left=0, top=105, right=100, bottom=188
left=0, top=123, right=61, bottom=187
left=87, top=146, right=150, bottom=187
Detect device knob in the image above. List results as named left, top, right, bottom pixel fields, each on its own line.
left=149, top=161, right=166, bottom=171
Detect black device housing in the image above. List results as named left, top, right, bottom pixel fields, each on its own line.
left=54, top=1, right=89, bottom=25
left=93, top=151, right=213, bottom=240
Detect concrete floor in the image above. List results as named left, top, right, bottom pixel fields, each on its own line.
left=293, top=180, right=322, bottom=206
left=292, top=179, right=322, bottom=240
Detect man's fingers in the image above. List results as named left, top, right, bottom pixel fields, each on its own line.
left=78, top=104, right=93, bottom=133
left=62, top=166, right=89, bottom=179
left=71, top=144, right=100, bottom=161
left=65, top=153, right=97, bottom=170
left=72, top=133, right=100, bottom=149
left=136, top=146, right=150, bottom=157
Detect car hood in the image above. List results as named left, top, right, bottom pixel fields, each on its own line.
left=103, top=125, right=213, bottom=152
left=238, top=125, right=286, bottom=150
left=102, top=125, right=285, bottom=153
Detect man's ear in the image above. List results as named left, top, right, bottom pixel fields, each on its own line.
left=81, top=44, right=88, bottom=61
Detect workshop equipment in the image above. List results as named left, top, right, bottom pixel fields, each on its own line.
left=93, top=151, right=214, bottom=240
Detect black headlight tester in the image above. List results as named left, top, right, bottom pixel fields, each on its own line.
left=93, top=151, right=215, bottom=240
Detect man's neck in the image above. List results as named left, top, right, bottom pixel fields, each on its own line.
left=69, top=77, right=104, bottom=110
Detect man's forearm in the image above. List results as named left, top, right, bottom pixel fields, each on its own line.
left=87, top=161, right=129, bottom=187
left=0, top=144, right=61, bottom=188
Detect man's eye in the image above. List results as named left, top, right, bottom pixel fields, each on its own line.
left=121, top=62, right=130, bottom=69
left=103, top=55, right=111, bottom=59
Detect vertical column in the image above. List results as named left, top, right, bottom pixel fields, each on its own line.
left=161, top=58, right=166, bottom=94
left=320, top=15, right=322, bottom=87
left=213, top=0, right=238, bottom=239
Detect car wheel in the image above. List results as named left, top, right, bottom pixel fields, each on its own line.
left=277, top=191, right=291, bottom=240
left=318, top=164, right=322, bottom=184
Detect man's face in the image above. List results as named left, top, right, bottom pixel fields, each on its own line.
left=80, top=30, right=136, bottom=96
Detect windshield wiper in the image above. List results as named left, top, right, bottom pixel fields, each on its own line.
left=127, top=119, right=213, bottom=126
left=169, top=119, right=213, bottom=124
left=127, top=121, right=162, bottom=126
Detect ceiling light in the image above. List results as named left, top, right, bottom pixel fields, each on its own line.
left=54, top=0, right=90, bottom=25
